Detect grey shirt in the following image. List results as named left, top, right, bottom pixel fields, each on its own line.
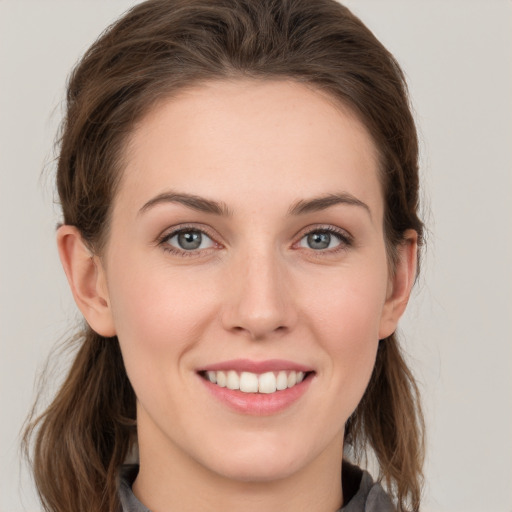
left=119, top=462, right=395, bottom=512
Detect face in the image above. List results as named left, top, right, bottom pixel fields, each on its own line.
left=97, top=80, right=403, bottom=483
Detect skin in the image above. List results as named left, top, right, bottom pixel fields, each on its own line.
left=57, top=80, right=417, bottom=512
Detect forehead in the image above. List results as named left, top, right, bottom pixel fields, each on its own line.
left=116, top=79, right=382, bottom=218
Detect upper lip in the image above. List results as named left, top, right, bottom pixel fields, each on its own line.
left=197, top=359, right=314, bottom=374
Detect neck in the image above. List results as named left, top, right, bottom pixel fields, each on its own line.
left=132, top=427, right=344, bottom=512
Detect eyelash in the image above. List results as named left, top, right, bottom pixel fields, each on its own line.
left=296, top=225, right=353, bottom=255
left=157, top=224, right=220, bottom=257
left=157, top=224, right=353, bottom=257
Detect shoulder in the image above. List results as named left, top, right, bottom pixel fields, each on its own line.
left=118, top=465, right=149, bottom=512
left=339, top=461, right=396, bottom=512
left=118, top=462, right=395, bottom=512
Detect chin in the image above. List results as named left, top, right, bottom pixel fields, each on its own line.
left=211, top=455, right=301, bottom=483
left=196, top=434, right=316, bottom=483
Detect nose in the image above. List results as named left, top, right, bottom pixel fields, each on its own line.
left=221, top=248, right=297, bottom=341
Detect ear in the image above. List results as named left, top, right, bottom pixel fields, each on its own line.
left=56, top=225, right=116, bottom=337
left=378, top=229, right=418, bottom=339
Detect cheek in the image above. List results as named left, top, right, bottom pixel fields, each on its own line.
left=305, top=262, right=387, bottom=339
left=105, top=257, right=225, bottom=431
left=106, top=254, right=218, bottom=370
left=300, top=262, right=388, bottom=400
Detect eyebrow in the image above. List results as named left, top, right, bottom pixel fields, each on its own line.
left=288, top=193, right=371, bottom=218
left=138, top=190, right=370, bottom=218
left=139, top=191, right=232, bottom=217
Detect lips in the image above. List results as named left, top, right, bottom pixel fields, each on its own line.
left=202, top=369, right=306, bottom=393
left=198, top=358, right=313, bottom=374
left=197, top=359, right=315, bottom=414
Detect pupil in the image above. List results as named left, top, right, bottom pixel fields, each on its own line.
left=308, top=232, right=330, bottom=250
left=178, top=231, right=202, bottom=250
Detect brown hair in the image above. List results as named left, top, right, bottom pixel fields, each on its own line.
left=24, top=1, right=424, bottom=511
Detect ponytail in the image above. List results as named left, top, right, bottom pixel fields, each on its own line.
left=345, top=333, right=425, bottom=512
left=23, top=328, right=136, bottom=512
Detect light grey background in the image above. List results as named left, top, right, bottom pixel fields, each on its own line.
left=1, top=1, right=511, bottom=511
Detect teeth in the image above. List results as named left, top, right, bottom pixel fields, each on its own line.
left=259, top=372, right=277, bottom=394
left=204, top=369, right=308, bottom=394
left=276, top=371, right=288, bottom=390
left=240, top=372, right=259, bottom=393
left=216, top=371, right=227, bottom=387
left=226, top=370, right=239, bottom=390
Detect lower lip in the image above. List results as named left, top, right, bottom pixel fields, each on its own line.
left=199, top=374, right=313, bottom=416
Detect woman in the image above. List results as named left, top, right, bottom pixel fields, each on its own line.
left=24, top=1, right=424, bottom=511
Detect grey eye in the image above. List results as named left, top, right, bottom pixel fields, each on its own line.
left=167, top=230, right=214, bottom=251
left=300, top=231, right=341, bottom=250
left=178, top=231, right=202, bottom=250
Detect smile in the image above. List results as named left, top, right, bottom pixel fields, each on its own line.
left=201, top=370, right=307, bottom=394
left=197, top=359, right=315, bottom=414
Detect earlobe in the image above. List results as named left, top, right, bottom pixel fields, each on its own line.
left=378, top=230, right=418, bottom=340
left=56, top=225, right=116, bottom=337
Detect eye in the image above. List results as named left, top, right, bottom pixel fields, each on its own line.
left=163, top=229, right=215, bottom=252
left=298, top=228, right=350, bottom=251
